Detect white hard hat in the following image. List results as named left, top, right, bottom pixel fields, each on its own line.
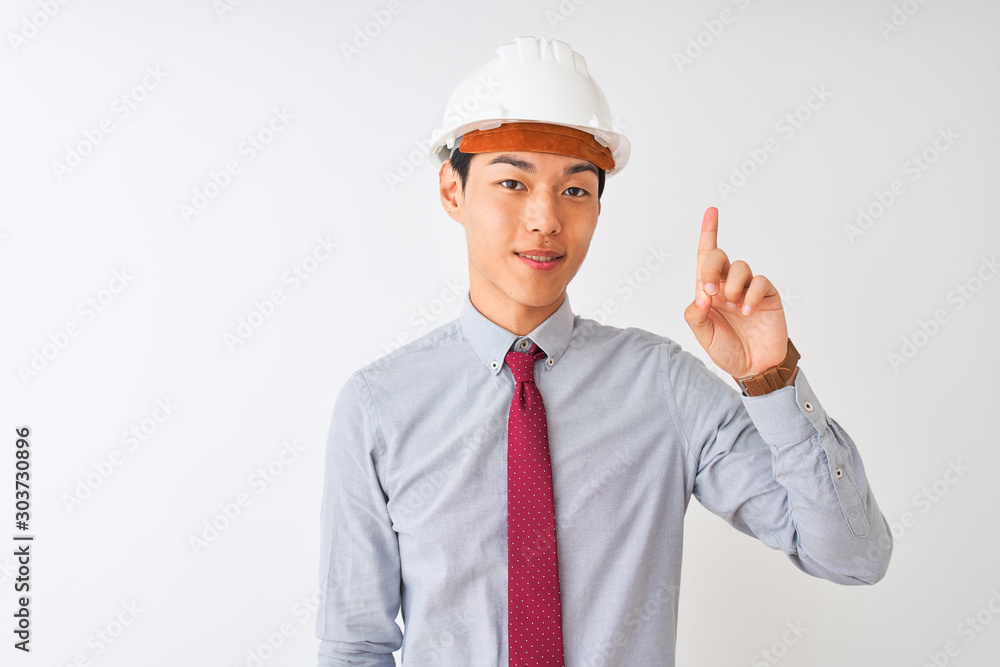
left=427, top=36, right=631, bottom=176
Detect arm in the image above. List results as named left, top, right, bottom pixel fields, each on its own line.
left=316, top=373, right=402, bottom=666
left=677, top=207, right=890, bottom=583
left=666, top=340, right=891, bottom=584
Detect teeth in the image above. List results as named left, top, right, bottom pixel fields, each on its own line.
left=522, top=254, right=558, bottom=262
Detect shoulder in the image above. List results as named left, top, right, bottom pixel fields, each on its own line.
left=570, top=312, right=681, bottom=356
left=340, top=317, right=465, bottom=392
left=571, top=314, right=728, bottom=388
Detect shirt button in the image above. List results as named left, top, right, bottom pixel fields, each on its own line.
left=835, top=468, right=844, bottom=479
left=491, top=360, right=499, bottom=370
left=546, top=357, right=554, bottom=367
left=520, top=339, right=529, bottom=349
left=803, top=401, right=814, bottom=412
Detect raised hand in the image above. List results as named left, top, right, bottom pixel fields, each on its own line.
left=683, top=207, right=788, bottom=379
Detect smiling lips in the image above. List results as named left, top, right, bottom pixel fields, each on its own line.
left=516, top=250, right=563, bottom=270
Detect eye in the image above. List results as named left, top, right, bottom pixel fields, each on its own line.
left=564, top=187, right=589, bottom=197
left=499, top=179, right=525, bottom=190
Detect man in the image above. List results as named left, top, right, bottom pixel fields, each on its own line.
left=317, top=36, right=891, bottom=666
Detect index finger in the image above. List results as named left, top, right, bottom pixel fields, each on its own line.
left=696, top=207, right=719, bottom=284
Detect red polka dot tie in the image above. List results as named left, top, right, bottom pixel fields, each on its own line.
left=506, top=341, right=565, bottom=666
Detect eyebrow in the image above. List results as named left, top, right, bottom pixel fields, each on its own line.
left=485, top=154, right=599, bottom=178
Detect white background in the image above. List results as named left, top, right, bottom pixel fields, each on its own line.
left=2, top=0, right=999, bottom=665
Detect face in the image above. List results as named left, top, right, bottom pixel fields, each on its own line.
left=439, top=150, right=602, bottom=332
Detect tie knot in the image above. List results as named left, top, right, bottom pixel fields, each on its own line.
left=505, top=341, right=545, bottom=383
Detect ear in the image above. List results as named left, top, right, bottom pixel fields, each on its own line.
left=438, top=160, right=465, bottom=224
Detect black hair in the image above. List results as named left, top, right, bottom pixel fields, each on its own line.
left=447, top=146, right=606, bottom=200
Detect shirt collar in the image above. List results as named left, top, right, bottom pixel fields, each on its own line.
left=459, top=289, right=575, bottom=376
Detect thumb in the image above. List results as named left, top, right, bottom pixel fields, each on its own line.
left=683, top=291, right=714, bottom=347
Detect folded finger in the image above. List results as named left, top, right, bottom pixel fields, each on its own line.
left=699, top=248, right=730, bottom=296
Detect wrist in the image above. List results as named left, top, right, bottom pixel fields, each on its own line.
left=733, top=338, right=800, bottom=396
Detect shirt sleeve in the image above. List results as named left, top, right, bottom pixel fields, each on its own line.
left=663, top=339, right=892, bottom=585
left=316, top=372, right=402, bottom=666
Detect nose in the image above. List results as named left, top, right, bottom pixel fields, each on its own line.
left=522, top=190, right=561, bottom=236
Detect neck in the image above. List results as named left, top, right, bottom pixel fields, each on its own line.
left=468, top=282, right=565, bottom=336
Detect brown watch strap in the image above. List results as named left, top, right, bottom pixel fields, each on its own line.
left=733, top=338, right=800, bottom=396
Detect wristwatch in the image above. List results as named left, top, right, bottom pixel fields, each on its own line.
left=733, top=338, right=800, bottom=397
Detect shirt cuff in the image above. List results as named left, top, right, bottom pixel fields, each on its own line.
left=739, top=368, right=827, bottom=446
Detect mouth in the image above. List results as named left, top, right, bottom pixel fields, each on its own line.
left=515, top=251, right=564, bottom=271
left=516, top=253, right=563, bottom=263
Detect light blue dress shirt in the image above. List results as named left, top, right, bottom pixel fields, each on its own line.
left=316, top=290, right=892, bottom=666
